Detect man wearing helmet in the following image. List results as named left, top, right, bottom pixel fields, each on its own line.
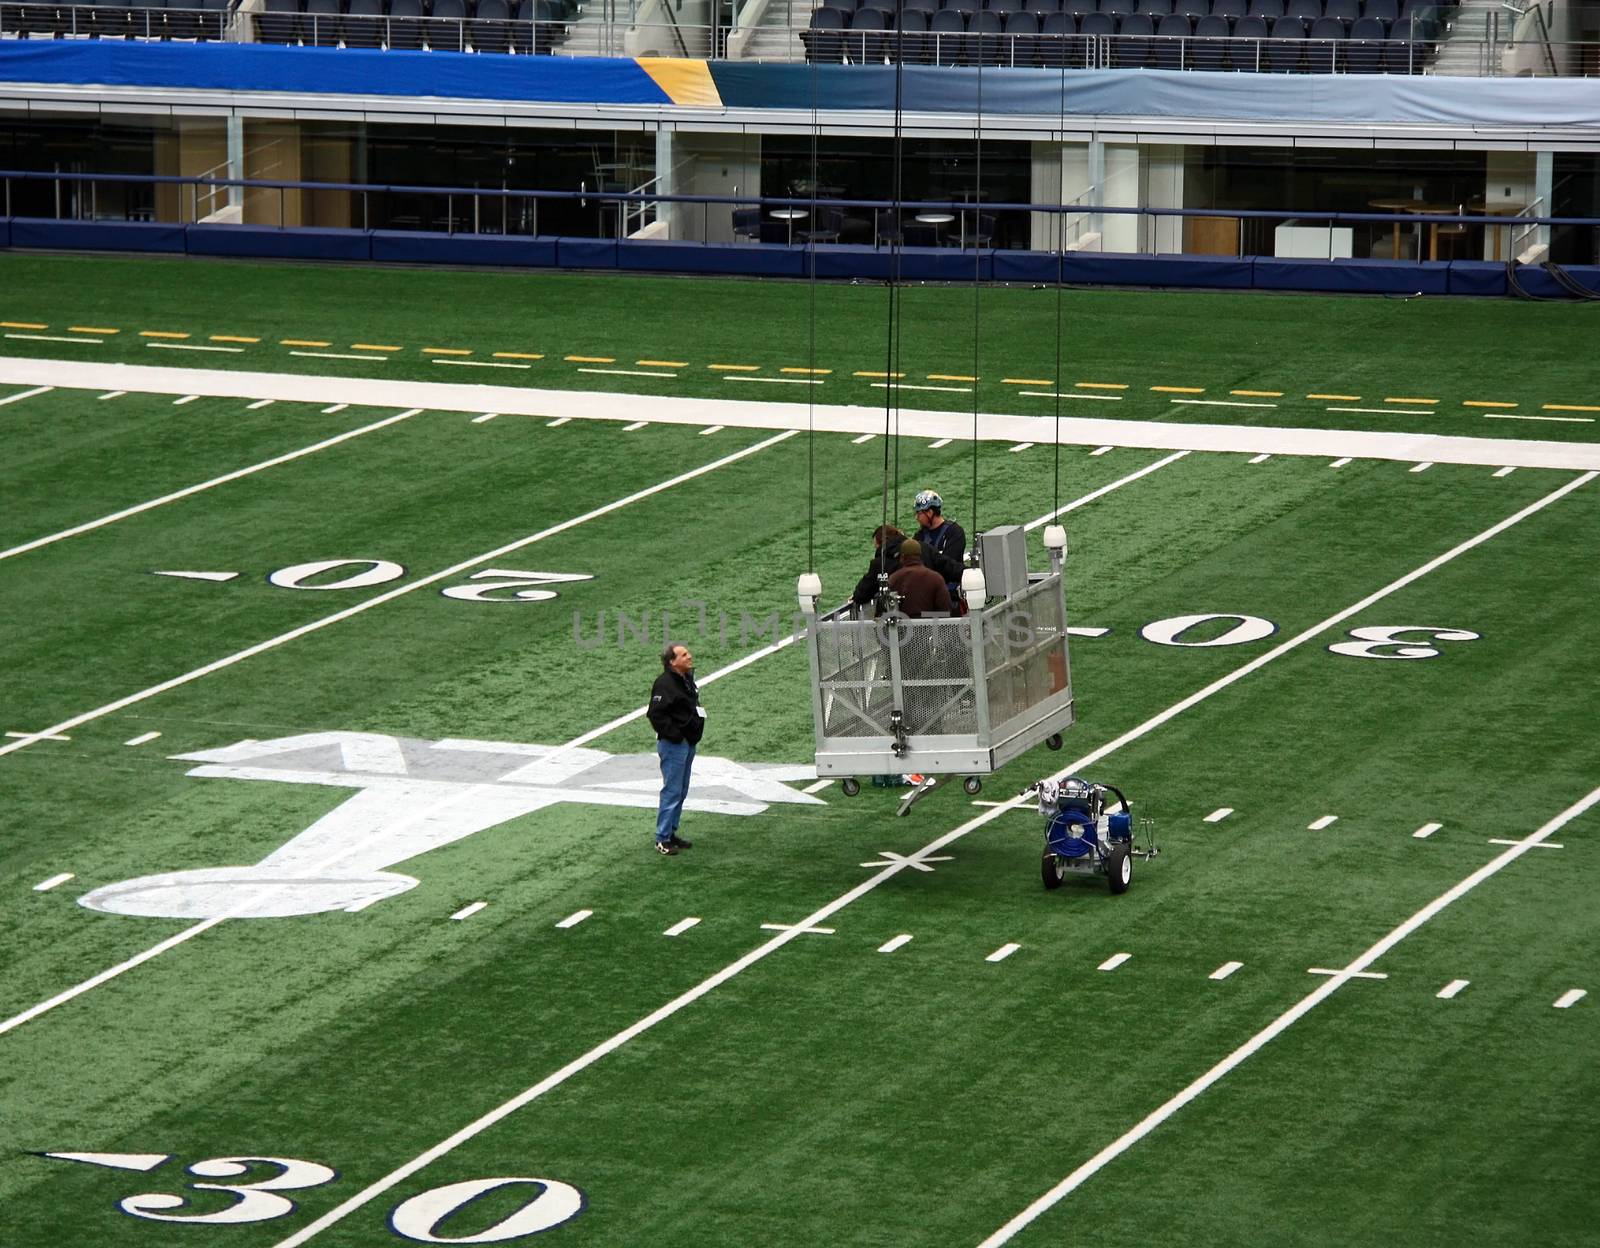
left=912, top=489, right=966, bottom=600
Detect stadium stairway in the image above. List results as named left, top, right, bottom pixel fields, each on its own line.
left=729, top=0, right=809, bottom=60
left=1430, top=0, right=1503, bottom=74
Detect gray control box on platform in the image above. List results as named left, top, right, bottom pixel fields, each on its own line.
left=978, top=525, right=1029, bottom=599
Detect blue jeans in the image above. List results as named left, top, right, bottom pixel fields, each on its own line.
left=656, top=739, right=696, bottom=843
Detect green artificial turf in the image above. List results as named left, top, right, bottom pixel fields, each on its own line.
left=2, top=251, right=1598, bottom=440
left=2, top=274, right=1598, bottom=1247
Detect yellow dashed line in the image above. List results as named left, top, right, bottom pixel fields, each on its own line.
left=351, top=343, right=402, bottom=352
left=637, top=359, right=689, bottom=368
left=1, top=321, right=47, bottom=330
left=930, top=374, right=978, bottom=382
left=140, top=330, right=191, bottom=340
left=1385, top=397, right=1439, bottom=405
left=1231, top=389, right=1284, bottom=398
left=1463, top=401, right=1518, bottom=409
left=211, top=335, right=260, bottom=344
left=494, top=352, right=545, bottom=360
left=1545, top=403, right=1600, bottom=412
left=425, top=347, right=473, bottom=357
left=708, top=364, right=759, bottom=372
left=854, top=371, right=906, bottom=379
left=1151, top=385, right=1204, bottom=394
left=781, top=367, right=833, bottom=375
left=1308, top=393, right=1360, bottom=401
left=565, top=355, right=614, bottom=363
left=70, top=326, right=119, bottom=335
left=281, top=339, right=332, bottom=348
left=1075, top=381, right=1128, bottom=390
left=1003, top=378, right=1054, bottom=386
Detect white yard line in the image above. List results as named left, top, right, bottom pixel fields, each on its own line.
left=930, top=438, right=952, bottom=448
left=1410, top=462, right=1433, bottom=473
left=98, top=391, right=125, bottom=400
left=986, top=944, right=1021, bottom=964
left=1437, top=979, right=1469, bottom=999
left=4, top=360, right=1599, bottom=468
left=663, top=917, right=701, bottom=937
left=1204, top=808, right=1233, bottom=823
left=1308, top=815, right=1338, bottom=830
left=1494, top=466, right=1515, bottom=477
left=976, top=778, right=1600, bottom=1247
left=878, top=934, right=913, bottom=953
left=1098, top=953, right=1131, bottom=972
left=1413, top=822, right=1442, bottom=839
left=247, top=399, right=275, bottom=410
left=471, top=413, right=498, bottom=424
left=700, top=426, right=724, bottom=436
left=33, top=873, right=74, bottom=892
left=266, top=473, right=1597, bottom=1248
left=1210, top=961, right=1243, bottom=981
left=0, top=409, right=424, bottom=565
left=0, top=428, right=797, bottom=762
left=0, top=385, right=53, bottom=408
left=322, top=404, right=348, bottom=415
left=1024, top=452, right=1189, bottom=532
left=450, top=902, right=488, bottom=921
left=556, top=909, right=592, bottom=929
left=1553, top=989, right=1587, bottom=1009
left=5, top=333, right=102, bottom=344
left=1009, top=442, right=1034, bottom=453
left=124, top=731, right=161, bottom=746
left=1248, top=453, right=1271, bottom=465
left=1090, top=446, right=1113, bottom=456
left=1330, top=457, right=1352, bottom=469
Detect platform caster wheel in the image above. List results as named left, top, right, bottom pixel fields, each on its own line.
left=1045, top=733, right=1063, bottom=751
left=840, top=777, right=861, bottom=797
left=963, top=776, right=982, bottom=795
left=1042, top=852, right=1065, bottom=891
left=1108, top=843, right=1132, bottom=895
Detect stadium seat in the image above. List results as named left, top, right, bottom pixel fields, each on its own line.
left=1266, top=14, right=1305, bottom=68
left=891, top=9, right=929, bottom=62
left=429, top=0, right=466, bottom=51
left=1209, top=0, right=1245, bottom=18
left=1023, top=0, right=1059, bottom=13
left=928, top=6, right=967, bottom=63
left=1247, top=0, right=1282, bottom=18
left=258, top=0, right=300, bottom=42
left=304, top=0, right=341, bottom=46
left=1100, top=0, right=1135, bottom=14
left=165, top=0, right=204, bottom=39
left=989, top=0, right=1023, bottom=17
left=970, top=8, right=1005, bottom=63
left=946, top=0, right=981, bottom=14
left=1154, top=11, right=1190, bottom=65
left=472, top=0, right=510, bottom=50
left=343, top=0, right=384, bottom=46
left=1345, top=13, right=1383, bottom=68
left=1005, top=9, right=1039, bottom=63
left=847, top=5, right=887, bottom=63
left=1192, top=11, right=1229, bottom=65
left=1064, top=0, right=1094, bottom=16
left=1230, top=13, right=1268, bottom=67
left=1284, top=0, right=1319, bottom=18
left=1362, top=0, right=1395, bottom=18
left=1172, top=0, right=1205, bottom=17
left=905, top=0, right=939, bottom=14
left=1322, top=0, right=1356, bottom=19
left=802, top=4, right=846, bottom=61
left=1038, top=9, right=1079, bottom=66
left=1114, top=9, right=1152, bottom=63
left=390, top=0, right=424, bottom=46
left=1306, top=14, right=1343, bottom=69
left=1385, top=15, right=1420, bottom=69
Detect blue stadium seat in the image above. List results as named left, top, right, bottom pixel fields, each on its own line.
left=1306, top=14, right=1343, bottom=69
left=343, top=0, right=384, bottom=45
left=1005, top=9, right=1041, bottom=64
left=928, top=5, right=968, bottom=62
left=1100, top=0, right=1135, bottom=14
left=971, top=7, right=1005, bottom=62
left=1038, top=9, right=1080, bottom=65
left=429, top=0, right=465, bottom=50
left=1230, top=13, right=1268, bottom=67
left=1136, top=0, right=1171, bottom=13
left=304, top=0, right=341, bottom=46
left=1154, top=11, right=1190, bottom=65
left=1285, top=0, right=1319, bottom=18
left=1247, top=0, right=1282, bottom=18
left=1322, top=0, right=1356, bottom=17
left=1266, top=14, right=1305, bottom=68
left=1362, top=0, right=1395, bottom=18
left=802, top=5, right=846, bottom=61
left=1192, top=11, right=1229, bottom=65
left=258, top=0, right=300, bottom=42
left=1209, top=0, right=1245, bottom=18
left=1115, top=10, right=1152, bottom=63
left=1345, top=13, right=1384, bottom=68
left=848, top=5, right=887, bottom=64
left=1172, top=0, right=1206, bottom=17
left=1024, top=0, right=1060, bottom=12
left=472, top=0, right=511, bottom=51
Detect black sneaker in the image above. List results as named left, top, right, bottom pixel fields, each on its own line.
left=669, top=835, right=693, bottom=850
left=655, top=840, right=678, bottom=856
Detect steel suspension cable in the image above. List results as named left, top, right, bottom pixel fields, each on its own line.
left=1052, top=52, right=1067, bottom=516
left=970, top=55, right=983, bottom=536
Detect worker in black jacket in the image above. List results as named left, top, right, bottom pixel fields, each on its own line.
left=913, top=489, right=967, bottom=599
left=851, top=524, right=906, bottom=608
left=647, top=642, right=703, bottom=856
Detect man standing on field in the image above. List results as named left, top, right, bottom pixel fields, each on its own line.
left=647, top=642, right=703, bottom=856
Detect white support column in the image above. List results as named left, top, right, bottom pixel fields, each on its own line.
left=1534, top=149, right=1554, bottom=256
left=655, top=127, right=676, bottom=241
left=1143, top=144, right=1185, bottom=255
left=1483, top=151, right=1536, bottom=262
left=226, top=114, right=244, bottom=211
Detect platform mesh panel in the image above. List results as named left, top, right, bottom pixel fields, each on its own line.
left=982, top=579, right=1070, bottom=730
left=896, top=620, right=976, bottom=736
left=816, top=619, right=895, bottom=738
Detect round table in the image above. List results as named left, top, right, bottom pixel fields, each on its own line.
left=1367, top=198, right=1419, bottom=259
left=914, top=212, right=955, bottom=246
left=769, top=208, right=808, bottom=245
left=1402, top=203, right=1460, bottom=262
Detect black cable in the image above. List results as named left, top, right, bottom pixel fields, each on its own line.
left=881, top=4, right=906, bottom=554
left=1543, top=260, right=1600, bottom=300
left=970, top=54, right=982, bottom=538
left=1052, top=50, right=1066, bottom=517
left=807, top=56, right=819, bottom=571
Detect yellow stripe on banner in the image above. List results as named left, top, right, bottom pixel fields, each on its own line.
left=635, top=58, right=723, bottom=107
left=71, top=326, right=120, bottom=335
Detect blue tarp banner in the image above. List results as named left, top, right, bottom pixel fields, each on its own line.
left=0, top=41, right=672, bottom=105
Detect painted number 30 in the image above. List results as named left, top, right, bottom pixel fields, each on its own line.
left=1137, top=613, right=1479, bottom=660
left=111, top=1155, right=584, bottom=1241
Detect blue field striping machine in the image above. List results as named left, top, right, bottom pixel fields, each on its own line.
left=1035, top=777, right=1158, bottom=894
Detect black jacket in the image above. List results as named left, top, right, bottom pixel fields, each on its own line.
left=915, top=519, right=966, bottom=588
left=852, top=535, right=905, bottom=606
left=648, top=670, right=704, bottom=745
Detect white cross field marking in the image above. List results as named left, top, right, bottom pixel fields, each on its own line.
left=760, top=922, right=835, bottom=935
left=663, top=918, right=700, bottom=937
left=987, top=944, right=1021, bottom=964
left=977, top=777, right=1600, bottom=1247
left=450, top=902, right=487, bottom=921
left=1309, top=967, right=1388, bottom=980
left=172, top=395, right=199, bottom=405
left=546, top=417, right=570, bottom=427
left=878, top=934, right=913, bottom=953
left=860, top=852, right=952, bottom=873
left=0, top=409, right=424, bottom=565
left=1308, top=815, right=1338, bottom=830
left=852, top=433, right=875, bottom=444
left=1437, top=979, right=1469, bottom=999
left=1009, top=442, right=1034, bottom=453
left=1210, top=961, right=1243, bottom=981
left=1554, top=989, right=1587, bottom=1009
left=266, top=474, right=1598, bottom=1248
left=1098, top=953, right=1131, bottom=972
left=1489, top=838, right=1563, bottom=849
left=6, top=730, right=69, bottom=742
left=1025, top=451, right=1190, bottom=532
left=0, top=429, right=798, bottom=763
left=621, top=421, right=648, bottom=431
left=33, top=873, right=74, bottom=892
left=1414, top=822, right=1442, bottom=839
left=556, top=910, right=592, bottom=929
left=1204, top=807, right=1233, bottom=823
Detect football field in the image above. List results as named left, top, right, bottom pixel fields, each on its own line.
left=2, top=254, right=1599, bottom=1247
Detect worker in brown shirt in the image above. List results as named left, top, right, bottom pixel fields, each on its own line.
left=886, top=539, right=954, bottom=618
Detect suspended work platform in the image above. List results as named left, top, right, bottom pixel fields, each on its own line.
left=800, top=525, right=1074, bottom=789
